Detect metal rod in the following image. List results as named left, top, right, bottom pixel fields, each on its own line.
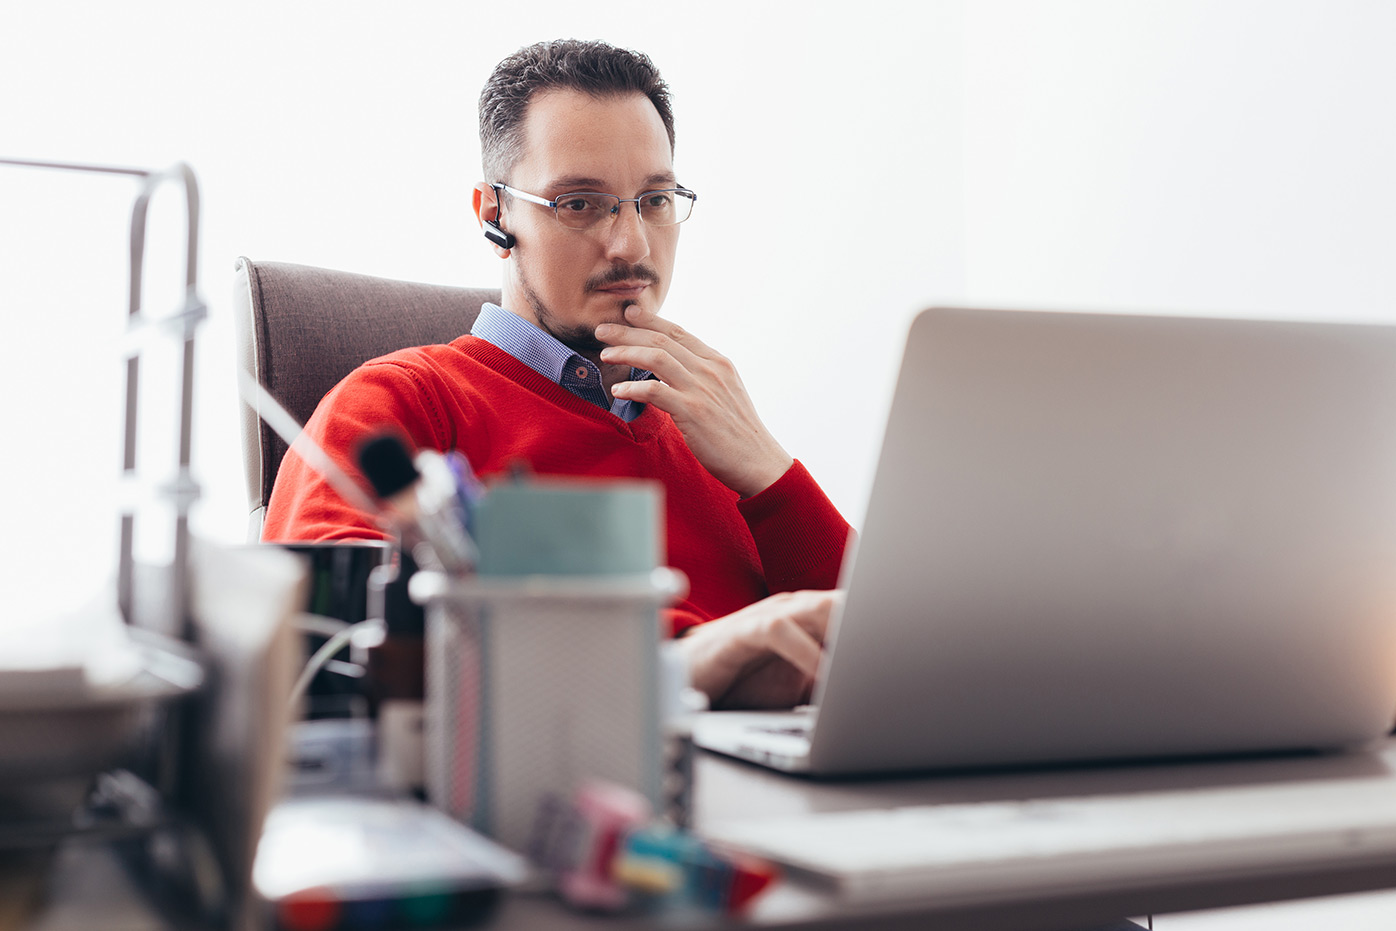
left=235, top=368, right=381, bottom=516
left=124, top=163, right=204, bottom=641
left=0, top=157, right=152, bottom=177
left=120, top=180, right=150, bottom=625
left=2, top=156, right=206, bottom=638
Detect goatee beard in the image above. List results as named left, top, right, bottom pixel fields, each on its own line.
left=522, top=262, right=658, bottom=353
left=524, top=288, right=634, bottom=354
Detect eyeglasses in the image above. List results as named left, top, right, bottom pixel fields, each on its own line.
left=493, top=183, right=697, bottom=230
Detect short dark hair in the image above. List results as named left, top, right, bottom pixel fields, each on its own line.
left=479, top=39, right=676, bottom=183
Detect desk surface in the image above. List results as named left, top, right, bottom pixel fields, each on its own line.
left=25, top=740, right=1396, bottom=930
left=686, top=739, right=1396, bottom=930
left=483, top=740, right=1396, bottom=930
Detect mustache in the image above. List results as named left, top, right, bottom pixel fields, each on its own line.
left=585, top=263, right=660, bottom=292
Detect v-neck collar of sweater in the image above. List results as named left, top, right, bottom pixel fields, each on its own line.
left=453, top=335, right=667, bottom=441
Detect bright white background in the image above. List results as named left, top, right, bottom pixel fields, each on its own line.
left=5, top=5, right=1396, bottom=925
left=3, top=2, right=1394, bottom=622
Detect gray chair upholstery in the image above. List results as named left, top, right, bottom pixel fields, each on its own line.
left=233, top=256, right=500, bottom=540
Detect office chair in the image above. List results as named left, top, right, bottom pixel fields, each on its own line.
left=233, top=256, right=500, bottom=541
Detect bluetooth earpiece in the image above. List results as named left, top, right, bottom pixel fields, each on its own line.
left=483, top=219, right=516, bottom=250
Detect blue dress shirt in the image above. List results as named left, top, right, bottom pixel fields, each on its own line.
left=469, top=303, right=652, bottom=422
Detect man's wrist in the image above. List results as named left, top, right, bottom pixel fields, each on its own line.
left=735, top=451, right=795, bottom=499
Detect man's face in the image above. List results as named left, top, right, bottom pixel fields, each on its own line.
left=488, top=89, right=679, bottom=351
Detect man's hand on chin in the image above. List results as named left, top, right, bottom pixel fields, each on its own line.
left=673, top=590, right=843, bottom=710
left=596, top=304, right=793, bottom=498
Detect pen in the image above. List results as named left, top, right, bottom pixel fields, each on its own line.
left=357, top=434, right=479, bottom=575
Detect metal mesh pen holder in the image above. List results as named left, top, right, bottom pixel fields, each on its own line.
left=412, top=569, right=687, bottom=852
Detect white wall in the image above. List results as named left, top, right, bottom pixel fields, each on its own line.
left=0, top=1, right=963, bottom=617
left=4, top=1, right=1392, bottom=620
left=961, top=0, right=1396, bottom=319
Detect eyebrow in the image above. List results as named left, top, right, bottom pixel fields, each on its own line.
left=547, top=172, right=679, bottom=193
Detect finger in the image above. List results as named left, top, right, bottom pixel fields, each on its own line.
left=762, top=615, right=824, bottom=679
left=609, top=377, right=679, bottom=407
left=598, top=343, right=698, bottom=390
left=623, top=304, right=720, bottom=359
left=594, top=320, right=707, bottom=374
left=609, top=361, right=732, bottom=428
left=774, top=590, right=842, bottom=642
left=718, top=658, right=816, bottom=711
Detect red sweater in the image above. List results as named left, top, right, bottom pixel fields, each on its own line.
left=263, top=336, right=851, bottom=634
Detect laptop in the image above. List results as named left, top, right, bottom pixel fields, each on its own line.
left=694, top=306, right=1396, bottom=775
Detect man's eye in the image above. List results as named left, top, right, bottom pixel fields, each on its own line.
left=558, top=196, right=598, bottom=212
left=643, top=192, right=674, bottom=208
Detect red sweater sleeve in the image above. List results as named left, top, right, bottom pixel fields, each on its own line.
left=737, top=459, right=853, bottom=593
left=665, top=607, right=710, bottom=639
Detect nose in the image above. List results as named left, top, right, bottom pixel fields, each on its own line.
left=602, top=199, right=651, bottom=265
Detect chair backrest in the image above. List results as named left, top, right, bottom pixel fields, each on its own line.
left=233, top=257, right=500, bottom=540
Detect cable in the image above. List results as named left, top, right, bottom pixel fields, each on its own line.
left=293, top=612, right=352, bottom=638
left=287, top=617, right=385, bottom=712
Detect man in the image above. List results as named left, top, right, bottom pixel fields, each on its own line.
left=264, top=39, right=850, bottom=709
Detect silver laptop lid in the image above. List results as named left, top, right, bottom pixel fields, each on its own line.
left=808, top=307, right=1396, bottom=774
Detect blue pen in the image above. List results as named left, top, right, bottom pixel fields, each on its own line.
left=358, top=435, right=478, bottom=575
left=444, top=450, right=487, bottom=534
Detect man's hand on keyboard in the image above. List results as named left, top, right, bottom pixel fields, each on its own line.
left=677, top=590, right=842, bottom=710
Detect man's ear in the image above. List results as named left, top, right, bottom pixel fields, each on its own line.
left=472, top=182, right=512, bottom=258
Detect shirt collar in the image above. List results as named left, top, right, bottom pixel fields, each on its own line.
left=470, top=303, right=653, bottom=418
left=471, top=302, right=577, bottom=383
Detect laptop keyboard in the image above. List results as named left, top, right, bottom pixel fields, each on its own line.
left=703, top=775, right=1396, bottom=905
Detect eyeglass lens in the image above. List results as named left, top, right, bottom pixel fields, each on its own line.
left=553, top=191, right=694, bottom=229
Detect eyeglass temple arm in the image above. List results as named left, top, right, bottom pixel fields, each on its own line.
left=494, top=184, right=555, bottom=209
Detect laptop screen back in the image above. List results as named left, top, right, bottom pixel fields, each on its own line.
left=808, top=308, right=1396, bottom=774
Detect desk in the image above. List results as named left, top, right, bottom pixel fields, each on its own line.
left=22, top=741, right=1396, bottom=930
left=686, top=740, right=1396, bottom=930
left=488, top=740, right=1396, bottom=929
